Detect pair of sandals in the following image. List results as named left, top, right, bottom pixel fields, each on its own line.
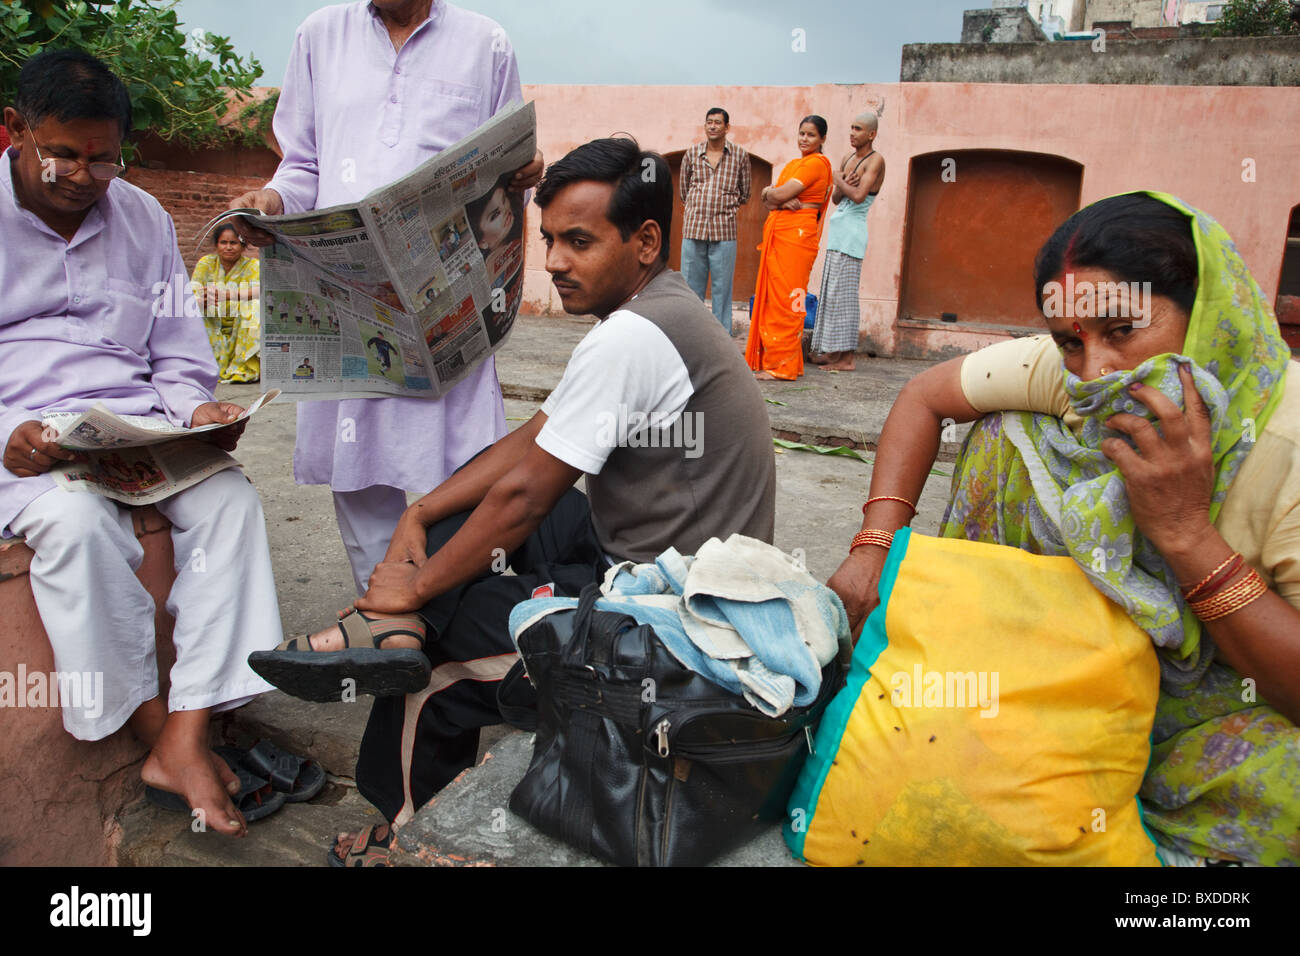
left=144, top=741, right=326, bottom=824
left=249, top=608, right=430, bottom=703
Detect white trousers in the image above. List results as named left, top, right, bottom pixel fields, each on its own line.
left=10, top=469, right=282, bottom=741
left=332, top=484, right=408, bottom=595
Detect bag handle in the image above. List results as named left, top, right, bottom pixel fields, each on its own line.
left=560, top=581, right=605, bottom=669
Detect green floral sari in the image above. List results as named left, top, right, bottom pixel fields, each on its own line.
left=939, top=192, right=1298, bottom=865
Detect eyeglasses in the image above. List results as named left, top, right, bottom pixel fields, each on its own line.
left=26, top=125, right=125, bottom=182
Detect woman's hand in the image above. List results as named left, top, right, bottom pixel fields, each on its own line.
left=827, top=547, right=888, bottom=643
left=1101, top=364, right=1217, bottom=560
left=355, top=560, right=425, bottom=616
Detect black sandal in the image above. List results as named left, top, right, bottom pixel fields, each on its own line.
left=217, top=742, right=326, bottom=803
left=249, top=608, right=430, bottom=702
left=145, top=750, right=287, bottom=824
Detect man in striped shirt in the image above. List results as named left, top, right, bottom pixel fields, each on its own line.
left=679, top=107, right=751, bottom=333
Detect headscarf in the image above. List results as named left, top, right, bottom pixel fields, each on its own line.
left=949, top=191, right=1290, bottom=693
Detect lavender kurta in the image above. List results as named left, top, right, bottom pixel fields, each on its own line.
left=267, top=0, right=519, bottom=493
left=0, top=153, right=216, bottom=535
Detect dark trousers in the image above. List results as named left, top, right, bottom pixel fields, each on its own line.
left=355, top=487, right=605, bottom=822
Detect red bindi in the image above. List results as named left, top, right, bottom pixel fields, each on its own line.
left=1072, top=322, right=1086, bottom=339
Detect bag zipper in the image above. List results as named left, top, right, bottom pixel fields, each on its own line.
left=655, top=718, right=671, bottom=757
left=661, top=758, right=676, bottom=862
left=651, top=713, right=811, bottom=760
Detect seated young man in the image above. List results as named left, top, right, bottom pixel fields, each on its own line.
left=251, top=137, right=777, bottom=859
left=0, top=51, right=282, bottom=836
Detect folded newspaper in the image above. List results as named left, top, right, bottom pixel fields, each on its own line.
left=42, top=390, right=279, bottom=505
left=199, top=100, right=536, bottom=401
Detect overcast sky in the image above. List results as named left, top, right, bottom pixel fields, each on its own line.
left=173, top=0, right=976, bottom=87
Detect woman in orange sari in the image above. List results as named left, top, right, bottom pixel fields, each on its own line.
left=745, top=115, right=832, bottom=381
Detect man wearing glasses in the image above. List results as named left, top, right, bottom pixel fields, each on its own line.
left=0, top=50, right=283, bottom=837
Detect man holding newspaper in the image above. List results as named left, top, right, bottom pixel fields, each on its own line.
left=230, top=0, right=544, bottom=596
left=2, top=50, right=283, bottom=836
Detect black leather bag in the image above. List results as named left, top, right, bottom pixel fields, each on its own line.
left=502, top=582, right=846, bottom=867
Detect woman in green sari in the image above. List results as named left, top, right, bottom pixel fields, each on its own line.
left=828, top=191, right=1299, bottom=865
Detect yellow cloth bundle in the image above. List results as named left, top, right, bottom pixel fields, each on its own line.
left=786, top=529, right=1163, bottom=866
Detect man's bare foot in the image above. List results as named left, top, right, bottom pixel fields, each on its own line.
left=821, top=353, right=857, bottom=371
left=210, top=751, right=241, bottom=795
left=141, top=711, right=246, bottom=836
left=132, top=698, right=237, bottom=795
left=809, top=352, right=833, bottom=365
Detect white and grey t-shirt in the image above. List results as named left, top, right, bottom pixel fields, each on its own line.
left=537, top=269, right=775, bottom=563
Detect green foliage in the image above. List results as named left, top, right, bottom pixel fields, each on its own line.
left=1212, top=0, right=1300, bottom=36
left=233, top=89, right=278, bottom=148
left=0, top=0, right=263, bottom=151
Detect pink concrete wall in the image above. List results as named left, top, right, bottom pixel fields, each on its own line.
left=520, top=82, right=1300, bottom=357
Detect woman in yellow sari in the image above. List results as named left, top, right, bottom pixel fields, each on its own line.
left=745, top=115, right=832, bottom=381
left=190, top=224, right=261, bottom=383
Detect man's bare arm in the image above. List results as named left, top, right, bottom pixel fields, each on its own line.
left=405, top=411, right=548, bottom=531
left=357, top=427, right=583, bottom=613
left=838, top=154, right=884, bottom=205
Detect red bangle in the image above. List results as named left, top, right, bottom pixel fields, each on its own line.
left=862, top=496, right=917, bottom=516
left=850, top=529, right=894, bottom=554
left=1188, top=568, right=1268, bottom=621
left=1182, top=554, right=1244, bottom=602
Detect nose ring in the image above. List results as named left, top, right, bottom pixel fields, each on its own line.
left=1100, top=366, right=1112, bottom=375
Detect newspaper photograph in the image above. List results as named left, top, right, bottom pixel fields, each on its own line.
left=201, top=100, right=536, bottom=401
left=41, top=393, right=277, bottom=504
left=49, top=440, right=239, bottom=506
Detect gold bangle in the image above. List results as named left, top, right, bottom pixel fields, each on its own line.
left=850, top=529, right=894, bottom=554
left=1188, top=566, right=1259, bottom=613
left=1180, top=552, right=1241, bottom=599
left=1189, top=568, right=1268, bottom=622
left=863, top=495, right=917, bottom=516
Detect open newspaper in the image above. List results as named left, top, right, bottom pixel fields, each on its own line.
left=201, top=100, right=536, bottom=401
left=42, top=391, right=279, bottom=505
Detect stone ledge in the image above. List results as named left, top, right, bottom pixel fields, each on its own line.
left=0, top=505, right=176, bottom=866
left=392, top=729, right=803, bottom=867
